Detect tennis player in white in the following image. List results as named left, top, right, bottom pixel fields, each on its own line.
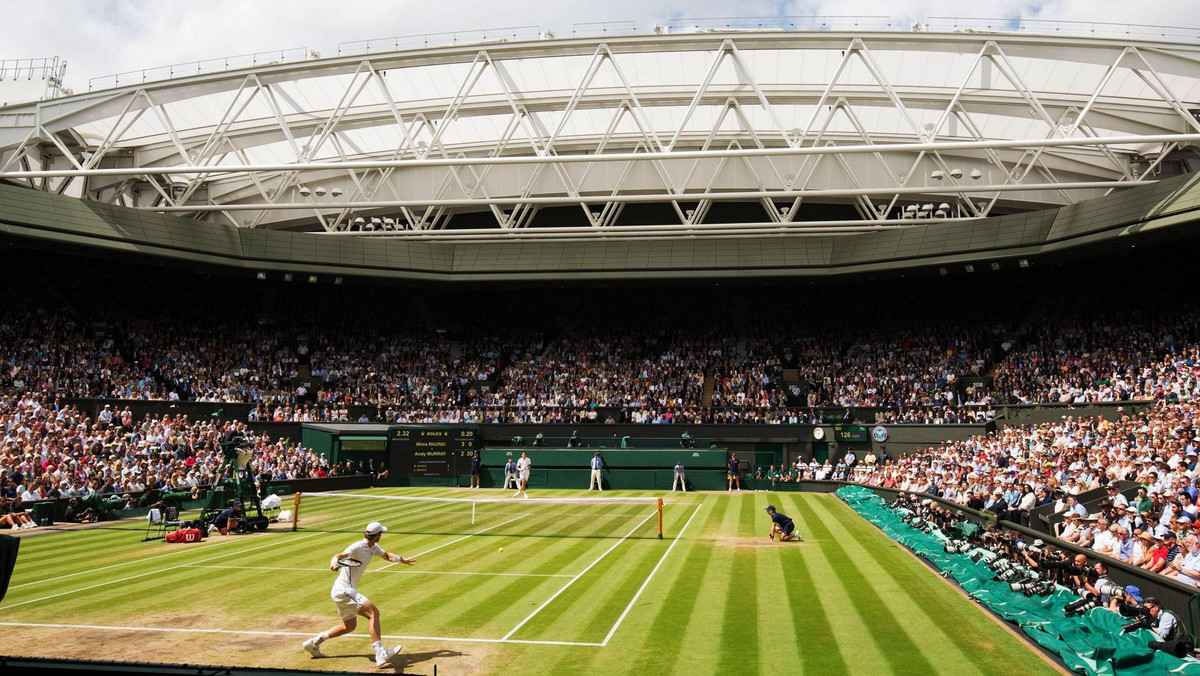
left=515, top=451, right=532, bottom=498
left=302, top=521, right=415, bottom=666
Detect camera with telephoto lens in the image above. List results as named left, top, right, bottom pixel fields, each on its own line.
left=1008, top=578, right=1037, bottom=593
left=1096, top=581, right=1125, bottom=599
left=944, top=539, right=971, bottom=554
left=988, top=558, right=1016, bottom=572
left=1064, top=592, right=1102, bottom=617
left=994, top=566, right=1026, bottom=582
left=1014, top=541, right=1042, bottom=555
left=1011, top=579, right=1055, bottom=597
left=1120, top=604, right=1154, bottom=633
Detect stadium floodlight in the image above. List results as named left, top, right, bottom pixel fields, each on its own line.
left=921, top=203, right=934, bottom=213
left=283, top=273, right=293, bottom=282
left=382, top=217, right=396, bottom=230
left=255, top=272, right=266, bottom=280
left=314, top=186, right=326, bottom=197
left=298, top=186, right=311, bottom=197
left=1019, top=259, right=1030, bottom=268
left=938, top=267, right=948, bottom=275
left=333, top=277, right=343, bottom=285
left=331, top=187, right=343, bottom=197
left=308, top=275, right=318, bottom=283
left=934, top=208, right=947, bottom=218
left=964, top=264, right=974, bottom=273
left=950, top=168, right=963, bottom=179
left=930, top=169, right=944, bottom=180
left=970, top=169, right=983, bottom=180
left=991, top=262, right=1001, bottom=271
left=352, top=216, right=365, bottom=230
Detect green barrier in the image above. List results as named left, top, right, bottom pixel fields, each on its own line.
left=837, top=486, right=1200, bottom=676
left=480, top=448, right=726, bottom=469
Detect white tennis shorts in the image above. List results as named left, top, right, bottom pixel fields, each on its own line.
left=331, top=588, right=368, bottom=620
left=520, top=470, right=530, bottom=481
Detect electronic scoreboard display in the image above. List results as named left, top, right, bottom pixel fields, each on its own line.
left=388, top=425, right=478, bottom=477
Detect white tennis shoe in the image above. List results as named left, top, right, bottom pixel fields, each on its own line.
left=302, top=637, right=324, bottom=658
left=375, top=644, right=403, bottom=666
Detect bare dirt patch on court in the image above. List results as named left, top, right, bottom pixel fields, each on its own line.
left=707, top=534, right=807, bottom=548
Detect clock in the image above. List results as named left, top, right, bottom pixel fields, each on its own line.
left=813, top=427, right=825, bottom=440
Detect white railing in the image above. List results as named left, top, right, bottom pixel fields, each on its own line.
left=924, top=16, right=1200, bottom=42
left=84, top=16, right=1200, bottom=92
left=338, top=26, right=542, bottom=56
left=88, top=47, right=312, bottom=91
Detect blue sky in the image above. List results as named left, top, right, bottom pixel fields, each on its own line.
left=2, top=0, right=1199, bottom=92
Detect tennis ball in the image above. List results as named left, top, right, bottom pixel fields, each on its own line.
left=499, top=547, right=504, bottom=552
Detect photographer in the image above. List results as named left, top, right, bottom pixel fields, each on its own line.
left=1107, top=584, right=1143, bottom=615
left=1143, top=597, right=1191, bottom=657
left=1083, top=561, right=1112, bottom=603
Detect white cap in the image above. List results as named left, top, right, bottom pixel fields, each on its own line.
left=365, top=521, right=387, bottom=535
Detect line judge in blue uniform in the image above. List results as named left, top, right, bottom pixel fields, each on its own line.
left=728, top=453, right=742, bottom=491
left=589, top=452, right=604, bottom=491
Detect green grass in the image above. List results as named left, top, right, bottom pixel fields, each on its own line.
left=0, top=489, right=1060, bottom=675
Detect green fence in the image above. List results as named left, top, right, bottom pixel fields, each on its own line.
left=838, top=486, right=1200, bottom=676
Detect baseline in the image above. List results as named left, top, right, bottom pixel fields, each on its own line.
left=184, top=564, right=573, bottom=578
left=0, top=621, right=603, bottom=647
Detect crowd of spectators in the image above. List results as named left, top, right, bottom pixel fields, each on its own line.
left=0, top=391, right=357, bottom=529
left=838, top=398, right=1200, bottom=584
left=5, top=244, right=1200, bottom=420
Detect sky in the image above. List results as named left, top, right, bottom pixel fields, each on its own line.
left=2, top=0, right=1200, bottom=93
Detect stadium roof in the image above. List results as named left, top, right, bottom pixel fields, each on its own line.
left=3, top=20, right=1200, bottom=243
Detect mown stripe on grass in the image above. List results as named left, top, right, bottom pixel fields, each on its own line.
left=623, top=498, right=721, bottom=674
left=514, top=530, right=660, bottom=641
left=717, top=495, right=760, bottom=674
left=410, top=514, right=610, bottom=635
left=666, top=495, right=740, bottom=676
left=766, top=494, right=849, bottom=675
left=815, top=496, right=1055, bottom=676
left=784, top=494, right=940, bottom=675
left=805, top=497, right=977, bottom=673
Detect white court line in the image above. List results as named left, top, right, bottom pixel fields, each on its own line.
left=9, top=494, right=442, bottom=591
left=184, top=564, right=573, bottom=578
left=601, top=503, right=704, bottom=646
left=501, top=509, right=658, bottom=641
left=0, top=621, right=602, bottom=647
left=1, top=499, right=447, bottom=610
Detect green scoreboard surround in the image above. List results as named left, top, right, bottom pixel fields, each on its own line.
left=388, top=425, right=479, bottom=477
left=833, top=425, right=870, bottom=443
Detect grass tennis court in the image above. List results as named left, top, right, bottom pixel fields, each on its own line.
left=0, top=489, right=1061, bottom=674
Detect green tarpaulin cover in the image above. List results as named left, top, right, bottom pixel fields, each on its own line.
left=837, top=486, right=1200, bottom=676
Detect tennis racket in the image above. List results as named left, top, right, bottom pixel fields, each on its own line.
left=336, top=558, right=363, bottom=569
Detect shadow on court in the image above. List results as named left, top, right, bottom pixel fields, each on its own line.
left=332, top=648, right=463, bottom=673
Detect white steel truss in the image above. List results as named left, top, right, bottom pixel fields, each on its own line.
left=2, top=31, right=1200, bottom=238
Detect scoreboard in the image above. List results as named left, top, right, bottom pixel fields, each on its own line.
left=388, top=425, right=478, bottom=477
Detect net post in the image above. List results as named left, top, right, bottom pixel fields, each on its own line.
left=657, top=498, right=663, bottom=540
left=292, top=492, right=301, bottom=532
left=472, top=500, right=476, bottom=526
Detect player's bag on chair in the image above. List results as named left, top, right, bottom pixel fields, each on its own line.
left=165, top=528, right=202, bottom=543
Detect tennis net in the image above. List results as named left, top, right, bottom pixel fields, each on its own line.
left=290, top=491, right=668, bottom=540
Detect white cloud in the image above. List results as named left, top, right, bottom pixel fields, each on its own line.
left=1, top=0, right=1199, bottom=92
